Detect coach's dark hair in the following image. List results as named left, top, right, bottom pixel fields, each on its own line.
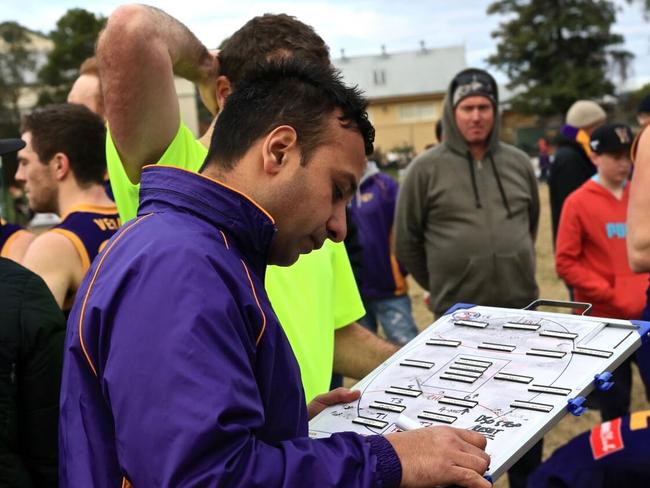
left=21, top=103, right=106, bottom=186
left=203, top=58, right=375, bottom=170
left=219, top=14, right=330, bottom=86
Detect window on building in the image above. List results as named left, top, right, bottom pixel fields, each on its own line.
left=373, top=69, right=386, bottom=85
left=398, top=102, right=437, bottom=122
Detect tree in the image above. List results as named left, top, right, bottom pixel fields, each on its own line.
left=487, top=0, right=633, bottom=117
left=0, top=22, right=36, bottom=130
left=37, top=8, right=106, bottom=105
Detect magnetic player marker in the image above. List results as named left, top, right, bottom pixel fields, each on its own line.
left=369, top=401, right=406, bottom=413
left=478, top=342, right=516, bottom=352
left=445, top=369, right=482, bottom=379
left=457, top=358, right=493, bottom=367
left=400, top=358, right=435, bottom=369
left=440, top=373, right=478, bottom=383
left=494, top=372, right=533, bottom=384
left=539, top=330, right=578, bottom=340
left=439, top=396, right=478, bottom=408
left=503, top=322, right=540, bottom=331
left=527, top=384, right=572, bottom=396
left=526, top=348, right=567, bottom=359
left=417, top=411, right=457, bottom=424
left=385, top=386, right=422, bottom=398
left=454, top=319, right=489, bottom=329
left=352, top=416, right=389, bottom=429
left=571, top=347, right=613, bottom=359
left=510, top=400, right=554, bottom=413
left=426, top=338, right=461, bottom=347
left=450, top=363, right=487, bottom=373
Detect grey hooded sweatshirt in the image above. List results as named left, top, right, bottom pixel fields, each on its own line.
left=395, top=89, right=539, bottom=316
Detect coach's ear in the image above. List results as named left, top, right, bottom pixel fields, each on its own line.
left=50, top=152, right=71, bottom=181
left=261, top=125, right=299, bottom=175
left=215, top=76, right=232, bottom=114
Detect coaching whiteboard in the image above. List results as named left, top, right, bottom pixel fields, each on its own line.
left=308, top=304, right=650, bottom=480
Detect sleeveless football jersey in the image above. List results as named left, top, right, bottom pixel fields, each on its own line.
left=52, top=205, right=120, bottom=311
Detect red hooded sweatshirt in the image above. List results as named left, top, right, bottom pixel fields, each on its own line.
left=556, top=178, right=649, bottom=319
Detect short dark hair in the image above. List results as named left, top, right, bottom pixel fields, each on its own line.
left=219, top=14, right=330, bottom=86
left=203, top=58, right=374, bottom=171
left=21, top=103, right=107, bottom=186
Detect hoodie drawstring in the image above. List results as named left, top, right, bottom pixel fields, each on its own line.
left=466, top=152, right=482, bottom=209
left=488, top=153, right=513, bottom=218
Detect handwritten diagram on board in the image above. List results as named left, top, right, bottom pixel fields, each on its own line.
left=308, top=304, right=648, bottom=479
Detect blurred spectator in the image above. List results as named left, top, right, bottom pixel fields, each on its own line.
left=9, top=184, right=32, bottom=223
left=0, top=141, right=34, bottom=262
left=349, top=161, right=418, bottom=345
left=549, top=100, right=606, bottom=245
left=67, top=57, right=104, bottom=119
left=556, top=123, right=649, bottom=420
left=537, top=137, right=550, bottom=182
left=637, top=94, right=650, bottom=128
left=435, top=119, right=444, bottom=143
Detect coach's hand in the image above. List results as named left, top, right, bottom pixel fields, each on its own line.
left=307, top=387, right=361, bottom=420
left=386, top=426, right=490, bottom=488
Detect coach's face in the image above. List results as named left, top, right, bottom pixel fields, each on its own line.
left=267, top=114, right=366, bottom=266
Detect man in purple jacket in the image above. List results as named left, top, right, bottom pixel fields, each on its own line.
left=60, top=59, right=490, bottom=488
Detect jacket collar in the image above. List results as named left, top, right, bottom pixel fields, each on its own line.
left=138, top=166, right=276, bottom=276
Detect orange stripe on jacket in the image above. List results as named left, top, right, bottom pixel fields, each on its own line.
left=240, top=259, right=267, bottom=346
left=78, top=214, right=154, bottom=376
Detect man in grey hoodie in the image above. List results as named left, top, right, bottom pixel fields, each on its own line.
left=395, top=68, right=541, bottom=488
left=395, top=68, right=539, bottom=317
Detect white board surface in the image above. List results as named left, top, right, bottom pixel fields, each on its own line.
left=308, top=304, right=648, bottom=480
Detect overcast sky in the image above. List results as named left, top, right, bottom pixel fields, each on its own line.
left=6, top=0, right=650, bottom=89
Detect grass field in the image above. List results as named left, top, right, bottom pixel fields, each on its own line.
left=402, top=182, right=649, bottom=486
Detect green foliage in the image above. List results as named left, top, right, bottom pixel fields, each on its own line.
left=0, top=22, right=36, bottom=130
left=487, top=0, right=633, bottom=117
left=37, top=8, right=106, bottom=105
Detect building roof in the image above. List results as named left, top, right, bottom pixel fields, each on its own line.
left=333, top=45, right=466, bottom=101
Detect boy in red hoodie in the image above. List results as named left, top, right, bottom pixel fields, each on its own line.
left=556, top=122, right=649, bottom=419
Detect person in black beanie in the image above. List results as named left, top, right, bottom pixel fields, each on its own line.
left=0, top=138, right=65, bottom=487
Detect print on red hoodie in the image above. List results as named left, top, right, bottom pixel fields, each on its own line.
left=555, top=178, right=649, bottom=319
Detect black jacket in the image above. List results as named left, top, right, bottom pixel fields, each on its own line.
left=548, top=136, right=596, bottom=244
left=0, top=258, right=65, bottom=487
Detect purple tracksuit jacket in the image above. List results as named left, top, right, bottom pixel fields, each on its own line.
left=59, top=166, right=401, bottom=487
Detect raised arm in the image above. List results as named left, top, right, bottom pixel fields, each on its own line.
left=97, top=4, right=219, bottom=183
left=628, top=128, right=650, bottom=272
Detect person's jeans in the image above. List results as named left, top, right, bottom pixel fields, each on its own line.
left=359, top=295, right=419, bottom=346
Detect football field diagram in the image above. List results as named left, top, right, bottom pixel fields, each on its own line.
left=309, top=304, right=650, bottom=480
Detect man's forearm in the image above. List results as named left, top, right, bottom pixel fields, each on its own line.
left=333, top=323, right=399, bottom=379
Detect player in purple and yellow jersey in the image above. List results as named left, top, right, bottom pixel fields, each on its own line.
left=16, top=104, right=119, bottom=312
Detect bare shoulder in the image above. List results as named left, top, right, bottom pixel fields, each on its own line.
left=4, top=230, right=35, bottom=262
left=22, top=231, right=80, bottom=270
